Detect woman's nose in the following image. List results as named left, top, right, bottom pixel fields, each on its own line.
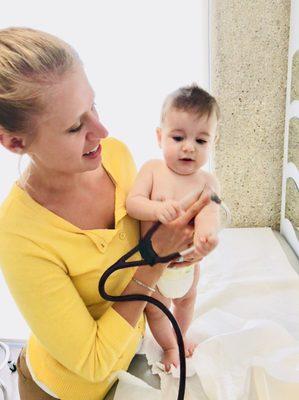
left=86, top=119, right=108, bottom=141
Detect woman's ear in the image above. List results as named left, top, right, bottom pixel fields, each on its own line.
left=0, top=129, right=26, bottom=154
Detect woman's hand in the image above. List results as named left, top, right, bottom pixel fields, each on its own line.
left=150, top=185, right=213, bottom=260
left=171, top=234, right=218, bottom=267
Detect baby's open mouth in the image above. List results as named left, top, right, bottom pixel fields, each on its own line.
left=180, top=158, right=194, bottom=161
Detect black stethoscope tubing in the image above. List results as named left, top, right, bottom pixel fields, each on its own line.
left=98, top=193, right=226, bottom=400
left=98, top=221, right=187, bottom=400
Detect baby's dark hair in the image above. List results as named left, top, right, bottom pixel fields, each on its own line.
left=160, top=83, right=220, bottom=124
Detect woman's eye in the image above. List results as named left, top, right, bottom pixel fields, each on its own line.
left=196, top=139, right=206, bottom=144
left=173, top=136, right=183, bottom=142
left=68, top=103, right=97, bottom=133
left=69, top=123, right=83, bottom=133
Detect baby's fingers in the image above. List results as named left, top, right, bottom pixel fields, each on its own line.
left=194, top=237, right=211, bottom=256
left=159, top=207, right=178, bottom=223
left=168, top=205, right=181, bottom=219
left=159, top=214, right=171, bottom=224
left=173, top=203, right=183, bottom=217
left=196, top=237, right=218, bottom=256
left=207, top=235, right=219, bottom=249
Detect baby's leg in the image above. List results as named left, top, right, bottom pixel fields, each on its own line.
left=145, top=290, right=179, bottom=371
left=172, top=263, right=200, bottom=357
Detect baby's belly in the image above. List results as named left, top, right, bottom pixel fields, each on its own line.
left=151, top=182, right=205, bottom=204
left=150, top=188, right=176, bottom=202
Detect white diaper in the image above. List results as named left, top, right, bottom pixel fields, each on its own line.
left=156, top=264, right=195, bottom=299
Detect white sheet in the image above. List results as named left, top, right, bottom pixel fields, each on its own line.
left=114, top=228, right=299, bottom=400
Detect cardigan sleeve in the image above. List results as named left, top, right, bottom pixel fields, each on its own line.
left=0, top=234, right=139, bottom=383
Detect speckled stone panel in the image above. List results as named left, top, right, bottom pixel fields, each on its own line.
left=291, top=50, right=299, bottom=101
left=290, top=52, right=299, bottom=169
left=286, top=177, right=299, bottom=227
left=288, top=51, right=299, bottom=229
left=211, top=0, right=290, bottom=228
left=288, top=118, right=299, bottom=168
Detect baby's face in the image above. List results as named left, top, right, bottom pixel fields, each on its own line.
left=157, top=108, right=218, bottom=175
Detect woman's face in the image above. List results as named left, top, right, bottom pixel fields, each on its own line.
left=27, top=65, right=108, bottom=176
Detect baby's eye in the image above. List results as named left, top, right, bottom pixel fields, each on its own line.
left=173, top=136, right=183, bottom=142
left=196, top=139, right=207, bottom=144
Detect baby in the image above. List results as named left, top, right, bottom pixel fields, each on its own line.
left=126, top=84, right=221, bottom=371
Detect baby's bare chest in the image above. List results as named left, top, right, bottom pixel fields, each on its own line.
left=150, top=168, right=206, bottom=202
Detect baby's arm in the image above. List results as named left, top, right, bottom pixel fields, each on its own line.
left=126, top=160, right=181, bottom=223
left=193, top=174, right=221, bottom=251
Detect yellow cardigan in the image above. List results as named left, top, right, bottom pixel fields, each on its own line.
left=0, top=137, right=145, bottom=400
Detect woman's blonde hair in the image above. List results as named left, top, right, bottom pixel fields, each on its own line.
left=0, top=27, right=80, bottom=136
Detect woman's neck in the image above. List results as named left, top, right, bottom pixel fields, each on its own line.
left=18, top=163, right=105, bottom=199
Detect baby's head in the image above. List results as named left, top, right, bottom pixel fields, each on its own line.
left=157, top=84, right=220, bottom=175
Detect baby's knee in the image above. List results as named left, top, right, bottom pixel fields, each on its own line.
left=145, top=293, right=171, bottom=319
left=146, top=302, right=165, bottom=321
left=173, top=288, right=197, bottom=308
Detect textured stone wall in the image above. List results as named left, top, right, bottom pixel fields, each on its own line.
left=211, top=0, right=291, bottom=228
left=287, top=51, right=299, bottom=227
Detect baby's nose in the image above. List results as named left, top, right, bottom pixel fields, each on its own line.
left=182, top=141, right=195, bottom=152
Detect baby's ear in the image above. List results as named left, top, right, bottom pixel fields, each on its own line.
left=156, top=127, right=162, bottom=148
left=214, top=132, right=220, bottom=145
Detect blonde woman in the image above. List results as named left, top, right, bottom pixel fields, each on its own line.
left=0, top=27, right=215, bottom=400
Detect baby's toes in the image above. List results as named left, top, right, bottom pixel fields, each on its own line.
left=184, top=338, right=198, bottom=358
left=161, top=348, right=179, bottom=372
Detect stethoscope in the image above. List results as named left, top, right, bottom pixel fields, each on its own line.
left=99, top=191, right=231, bottom=400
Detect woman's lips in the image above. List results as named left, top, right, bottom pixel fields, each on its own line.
left=83, top=144, right=102, bottom=159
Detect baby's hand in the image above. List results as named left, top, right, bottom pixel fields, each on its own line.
left=155, top=200, right=183, bottom=224
left=194, top=226, right=219, bottom=257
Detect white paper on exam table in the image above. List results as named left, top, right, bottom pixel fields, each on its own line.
left=113, top=228, right=299, bottom=400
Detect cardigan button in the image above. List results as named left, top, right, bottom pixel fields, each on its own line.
left=99, top=240, right=107, bottom=252
left=119, top=232, right=126, bottom=240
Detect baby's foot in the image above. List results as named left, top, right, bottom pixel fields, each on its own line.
left=161, top=340, right=198, bottom=372
left=183, top=337, right=198, bottom=358
left=161, top=347, right=179, bottom=372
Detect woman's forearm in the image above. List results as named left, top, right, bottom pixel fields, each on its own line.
left=112, top=263, right=166, bottom=327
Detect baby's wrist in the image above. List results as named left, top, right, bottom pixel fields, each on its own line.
left=154, top=205, right=165, bottom=223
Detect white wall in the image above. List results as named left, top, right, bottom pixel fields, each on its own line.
left=0, top=0, right=209, bottom=339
